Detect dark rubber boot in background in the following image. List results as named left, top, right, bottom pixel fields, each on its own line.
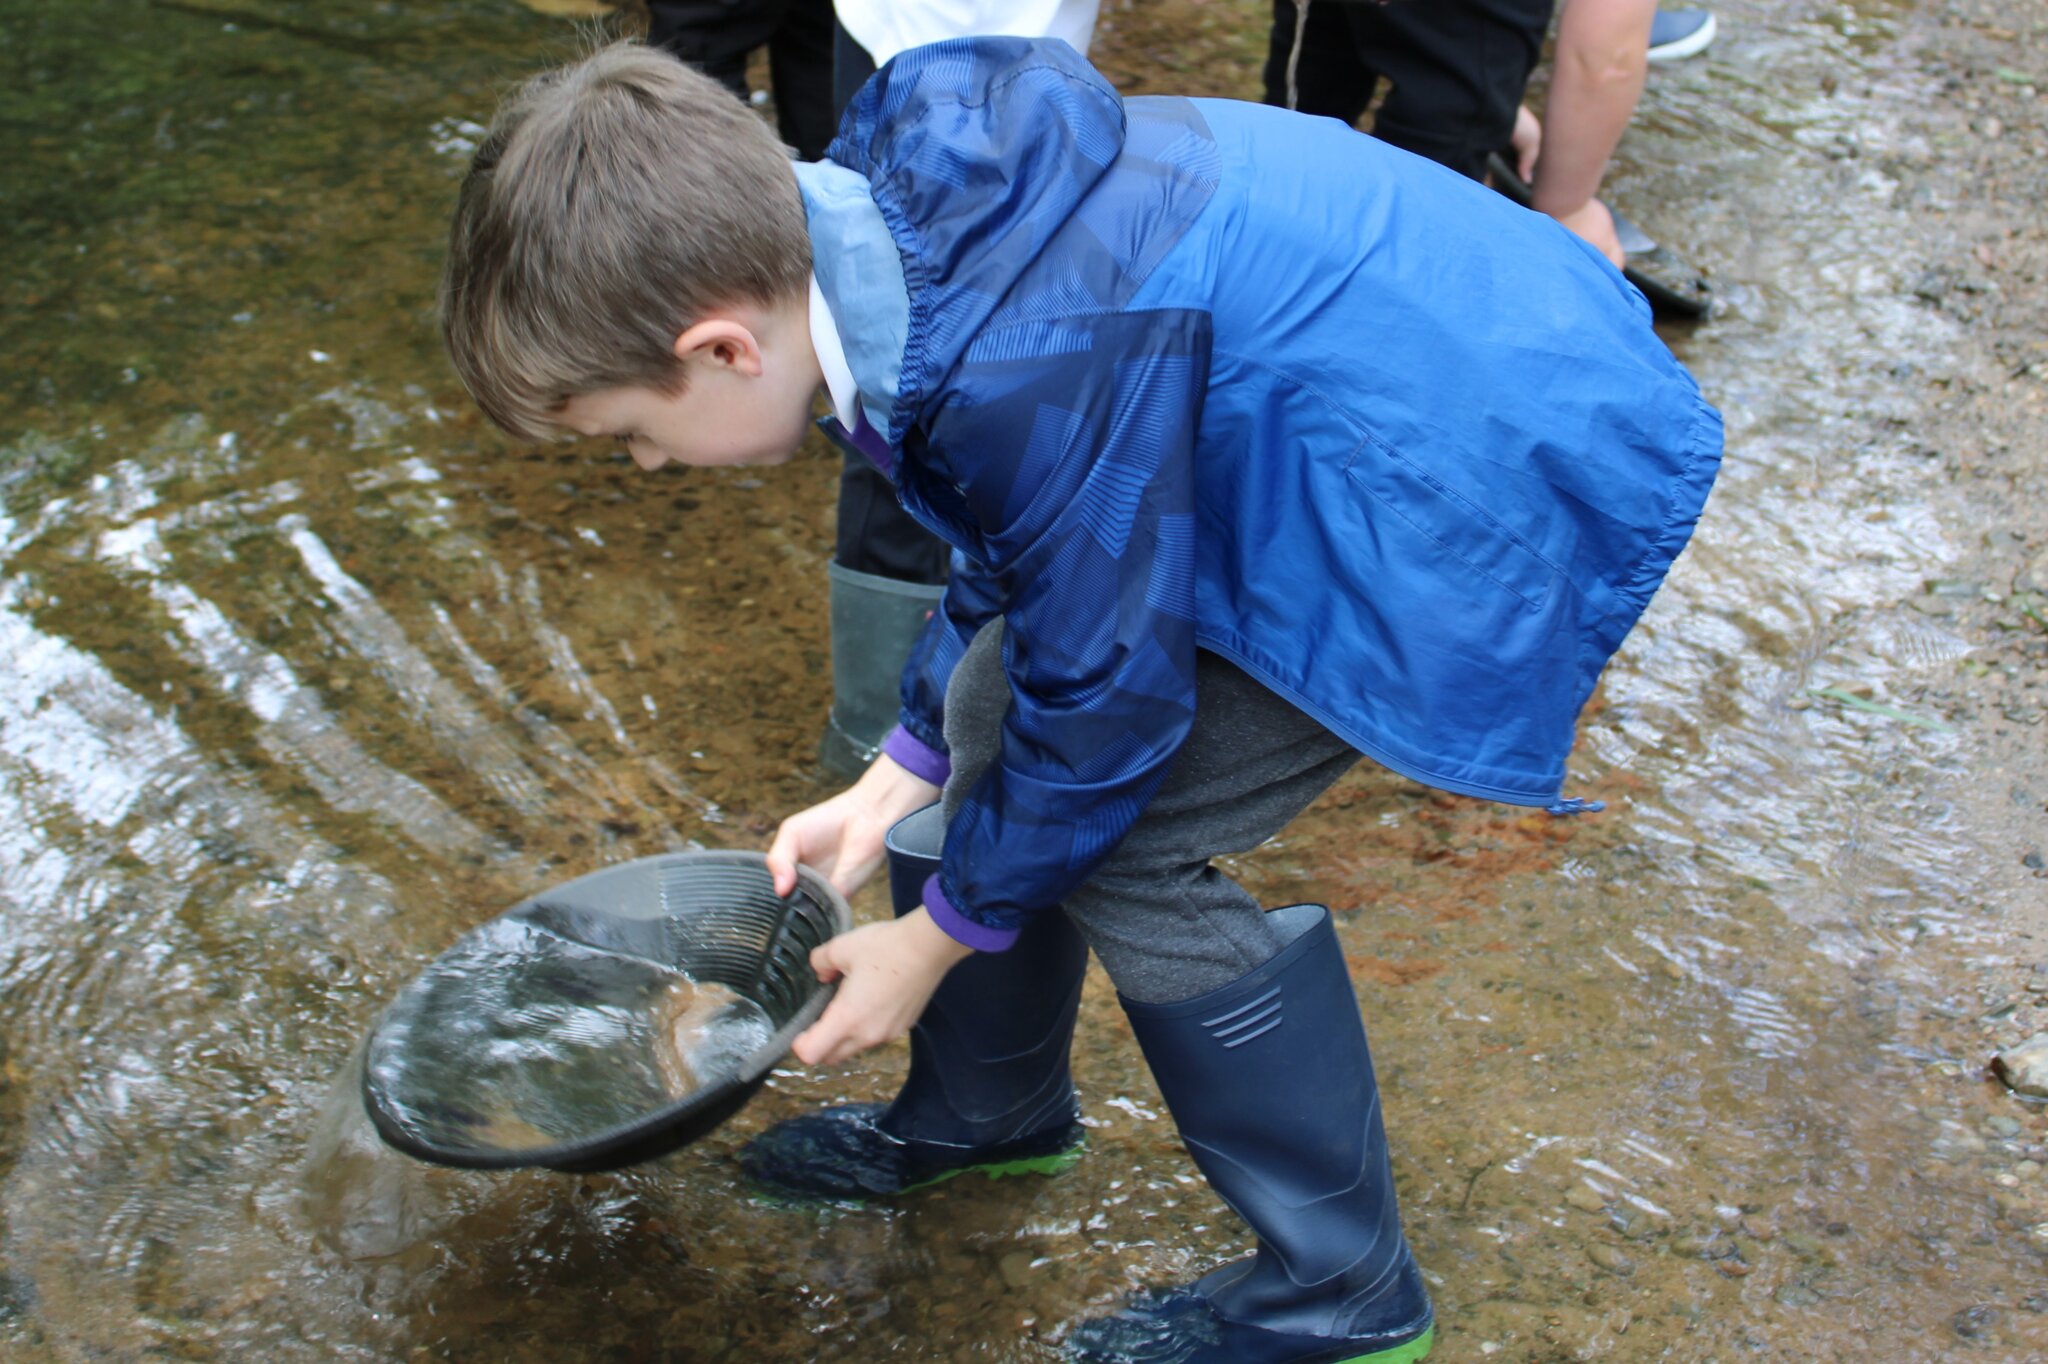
left=738, top=805, right=1089, bottom=1198
left=818, top=561, right=945, bottom=779
left=1066, top=906, right=1435, bottom=1364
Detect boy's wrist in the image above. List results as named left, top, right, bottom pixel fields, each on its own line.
left=880, top=724, right=950, bottom=786
left=851, top=750, right=943, bottom=822
left=900, top=906, right=977, bottom=968
left=921, top=873, right=1022, bottom=953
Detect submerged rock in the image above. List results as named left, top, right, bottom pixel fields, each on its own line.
left=1994, top=1034, right=2048, bottom=1097
left=1952, top=1304, right=2001, bottom=1338
left=1587, top=1243, right=1635, bottom=1276
left=1564, top=1184, right=1608, bottom=1214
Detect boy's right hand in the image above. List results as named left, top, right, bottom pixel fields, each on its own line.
left=766, top=752, right=941, bottom=899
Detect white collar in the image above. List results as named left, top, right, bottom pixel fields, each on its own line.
left=809, top=274, right=859, bottom=431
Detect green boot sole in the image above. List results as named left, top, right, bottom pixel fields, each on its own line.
left=1337, top=1324, right=1434, bottom=1363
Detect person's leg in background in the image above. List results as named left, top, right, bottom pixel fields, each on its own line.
left=645, top=0, right=836, bottom=161
left=816, top=434, right=950, bottom=776
left=763, top=0, right=836, bottom=161
left=1352, top=0, right=1555, bottom=181
left=831, top=16, right=877, bottom=119
left=1264, top=0, right=1553, bottom=184
left=1264, top=0, right=1383, bottom=121
left=644, top=0, right=772, bottom=100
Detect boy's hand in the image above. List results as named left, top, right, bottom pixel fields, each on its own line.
left=766, top=753, right=940, bottom=898
left=792, top=908, right=975, bottom=1066
left=1510, top=104, right=1543, bottom=183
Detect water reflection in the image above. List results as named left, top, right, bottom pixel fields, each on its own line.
left=2, top=0, right=2042, bottom=1360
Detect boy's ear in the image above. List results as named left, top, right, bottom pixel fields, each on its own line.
left=673, top=317, right=765, bottom=377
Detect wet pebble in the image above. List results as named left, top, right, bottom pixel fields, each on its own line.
left=1987, top=1114, right=2024, bottom=1138
left=1681, top=1233, right=1731, bottom=1259
left=998, top=1249, right=1036, bottom=1290
left=1775, top=1284, right=1822, bottom=1309
left=1564, top=1184, right=1607, bottom=1215
left=0, top=1271, right=34, bottom=1318
left=1586, top=1243, right=1634, bottom=1276
left=1994, top=1034, right=2048, bottom=1097
left=2017, top=548, right=2048, bottom=595
left=1952, top=1304, right=2001, bottom=1338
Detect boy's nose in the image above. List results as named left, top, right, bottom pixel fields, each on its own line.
left=629, top=444, right=668, bottom=472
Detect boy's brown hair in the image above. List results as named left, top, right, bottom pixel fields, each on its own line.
left=442, top=42, right=812, bottom=440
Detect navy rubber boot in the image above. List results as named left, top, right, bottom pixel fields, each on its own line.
left=1066, top=906, right=1434, bottom=1364
left=739, top=804, right=1088, bottom=1198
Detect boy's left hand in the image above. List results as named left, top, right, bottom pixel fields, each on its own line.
left=792, top=908, right=975, bottom=1067
left=765, top=752, right=939, bottom=900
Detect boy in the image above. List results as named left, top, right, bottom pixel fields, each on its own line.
left=442, top=37, right=1720, bottom=1364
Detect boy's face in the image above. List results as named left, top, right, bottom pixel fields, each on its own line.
left=558, top=302, right=820, bottom=472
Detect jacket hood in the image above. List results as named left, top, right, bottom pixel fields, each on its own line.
left=826, top=38, right=1129, bottom=444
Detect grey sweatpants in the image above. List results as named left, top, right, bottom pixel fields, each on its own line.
left=939, top=624, right=1361, bottom=1004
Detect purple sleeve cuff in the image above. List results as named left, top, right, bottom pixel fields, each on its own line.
left=880, top=724, right=951, bottom=787
left=921, top=873, right=1021, bottom=953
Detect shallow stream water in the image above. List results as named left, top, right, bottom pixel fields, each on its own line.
left=3, top=1, right=2043, bottom=1359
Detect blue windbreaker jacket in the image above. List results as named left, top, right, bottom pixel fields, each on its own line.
left=809, top=39, right=1723, bottom=950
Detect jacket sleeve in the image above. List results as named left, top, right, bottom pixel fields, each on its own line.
left=913, top=308, right=1211, bottom=951
left=883, top=549, right=1007, bottom=785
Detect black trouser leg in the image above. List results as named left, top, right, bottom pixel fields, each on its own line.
left=831, top=19, right=879, bottom=119
left=645, top=0, right=764, bottom=98
left=1264, top=0, right=1382, bottom=122
left=1352, top=0, right=1555, bottom=181
left=764, top=0, right=836, bottom=161
left=1266, top=0, right=1555, bottom=182
left=645, top=0, right=835, bottom=161
left=834, top=452, right=950, bottom=583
